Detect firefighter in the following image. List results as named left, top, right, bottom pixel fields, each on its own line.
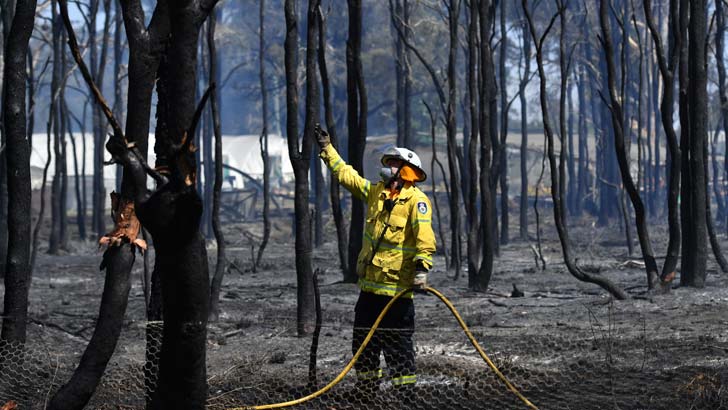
left=314, top=124, right=436, bottom=401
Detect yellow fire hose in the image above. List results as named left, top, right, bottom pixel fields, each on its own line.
left=229, top=286, right=539, bottom=410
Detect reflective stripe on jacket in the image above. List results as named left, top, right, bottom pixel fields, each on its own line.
left=320, top=144, right=437, bottom=297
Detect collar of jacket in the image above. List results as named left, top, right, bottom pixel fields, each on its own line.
left=379, top=182, right=416, bottom=201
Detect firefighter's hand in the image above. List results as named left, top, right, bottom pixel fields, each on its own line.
left=413, top=273, right=427, bottom=290
left=413, top=261, right=428, bottom=290
left=314, top=123, right=330, bottom=149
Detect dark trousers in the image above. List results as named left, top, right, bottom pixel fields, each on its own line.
left=352, top=291, right=416, bottom=384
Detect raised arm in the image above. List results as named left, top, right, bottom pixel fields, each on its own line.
left=316, top=125, right=372, bottom=201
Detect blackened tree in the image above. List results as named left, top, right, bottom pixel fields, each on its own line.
left=599, top=0, right=660, bottom=288
left=477, top=0, right=495, bottom=290
left=680, top=0, right=707, bottom=286
left=255, top=0, right=271, bottom=269
left=466, top=0, right=480, bottom=284
left=392, top=0, right=463, bottom=278
left=523, top=0, right=627, bottom=300
left=48, top=0, right=171, bottom=407
left=644, top=0, right=681, bottom=284
left=346, top=0, right=367, bottom=284
left=208, top=5, right=228, bottom=323
left=518, top=6, right=531, bottom=239
left=317, top=6, right=349, bottom=274
left=1, top=0, right=37, bottom=344
left=285, top=0, right=318, bottom=335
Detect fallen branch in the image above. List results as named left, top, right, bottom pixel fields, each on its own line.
left=30, top=319, right=90, bottom=343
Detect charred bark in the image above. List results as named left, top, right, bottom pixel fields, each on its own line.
left=523, top=0, right=627, bottom=300
left=680, top=0, right=708, bottom=287
left=644, top=0, right=681, bottom=284
left=391, top=0, right=462, bottom=278
left=477, top=0, right=495, bottom=291
left=704, top=137, right=728, bottom=272
left=346, top=0, right=366, bottom=284
left=114, top=0, right=124, bottom=193
left=519, top=10, right=531, bottom=239
left=208, top=7, right=227, bottom=323
left=599, top=0, right=659, bottom=288
left=567, top=76, right=576, bottom=216
left=255, top=0, right=271, bottom=268
left=146, top=2, right=217, bottom=406
left=498, top=0, right=509, bottom=245
left=49, top=1, right=64, bottom=255
left=1, top=0, right=36, bottom=343
left=424, top=101, right=450, bottom=269
left=446, top=0, right=462, bottom=275
left=576, top=61, right=587, bottom=217
left=48, top=0, right=171, bottom=408
left=285, top=0, right=318, bottom=336
left=466, top=0, right=480, bottom=285
left=317, top=6, right=349, bottom=275
left=65, top=104, right=86, bottom=241
left=717, top=0, right=728, bottom=225
left=391, top=0, right=412, bottom=147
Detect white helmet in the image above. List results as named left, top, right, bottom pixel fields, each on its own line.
left=380, top=146, right=427, bottom=182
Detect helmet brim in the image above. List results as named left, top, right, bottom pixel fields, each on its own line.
left=381, top=154, right=427, bottom=182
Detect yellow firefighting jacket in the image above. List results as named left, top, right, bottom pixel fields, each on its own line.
left=320, top=144, right=437, bottom=297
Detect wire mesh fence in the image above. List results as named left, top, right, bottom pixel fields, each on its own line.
left=2, top=300, right=728, bottom=410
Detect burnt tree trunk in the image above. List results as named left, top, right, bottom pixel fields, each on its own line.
left=498, top=0, right=509, bottom=245
left=392, top=0, right=461, bottom=277
left=644, top=0, right=681, bottom=284
left=0, top=0, right=16, bottom=282
left=90, top=0, right=104, bottom=236
left=317, top=6, right=348, bottom=275
left=652, top=3, right=663, bottom=217
left=208, top=6, right=227, bottom=323
left=519, top=11, right=531, bottom=239
left=59, top=39, right=69, bottom=250
left=346, top=0, right=366, bottom=284
left=523, top=0, right=627, bottom=299
left=576, top=61, right=587, bottom=217
left=114, top=0, right=124, bottom=193
left=201, top=29, right=213, bottom=240
left=680, top=0, right=707, bottom=287
left=313, top=143, right=324, bottom=247
left=599, top=0, right=660, bottom=288
left=47, top=0, right=171, bottom=408
left=704, top=137, right=728, bottom=272
left=716, top=0, right=728, bottom=225
left=567, top=76, right=576, bottom=216
left=49, top=0, right=64, bottom=255
left=1, top=0, right=36, bottom=343
left=285, top=0, right=318, bottom=336
left=645, top=36, right=655, bottom=217
left=446, top=0, right=461, bottom=276
left=255, top=0, right=271, bottom=268
left=392, top=0, right=412, bottom=148
left=65, top=104, right=85, bottom=242
left=424, top=101, right=451, bottom=269
left=148, top=3, right=217, bottom=406
left=477, top=0, right=495, bottom=291
left=466, top=0, right=480, bottom=285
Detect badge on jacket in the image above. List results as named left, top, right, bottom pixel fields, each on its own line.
left=417, top=201, right=428, bottom=214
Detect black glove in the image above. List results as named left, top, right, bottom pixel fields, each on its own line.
left=314, top=123, right=330, bottom=149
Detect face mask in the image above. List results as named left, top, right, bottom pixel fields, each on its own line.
left=380, top=166, right=396, bottom=182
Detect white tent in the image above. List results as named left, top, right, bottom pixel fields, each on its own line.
left=29, top=133, right=295, bottom=209
left=29, top=133, right=294, bottom=186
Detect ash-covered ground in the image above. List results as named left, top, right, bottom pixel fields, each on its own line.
left=3, top=215, right=728, bottom=409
